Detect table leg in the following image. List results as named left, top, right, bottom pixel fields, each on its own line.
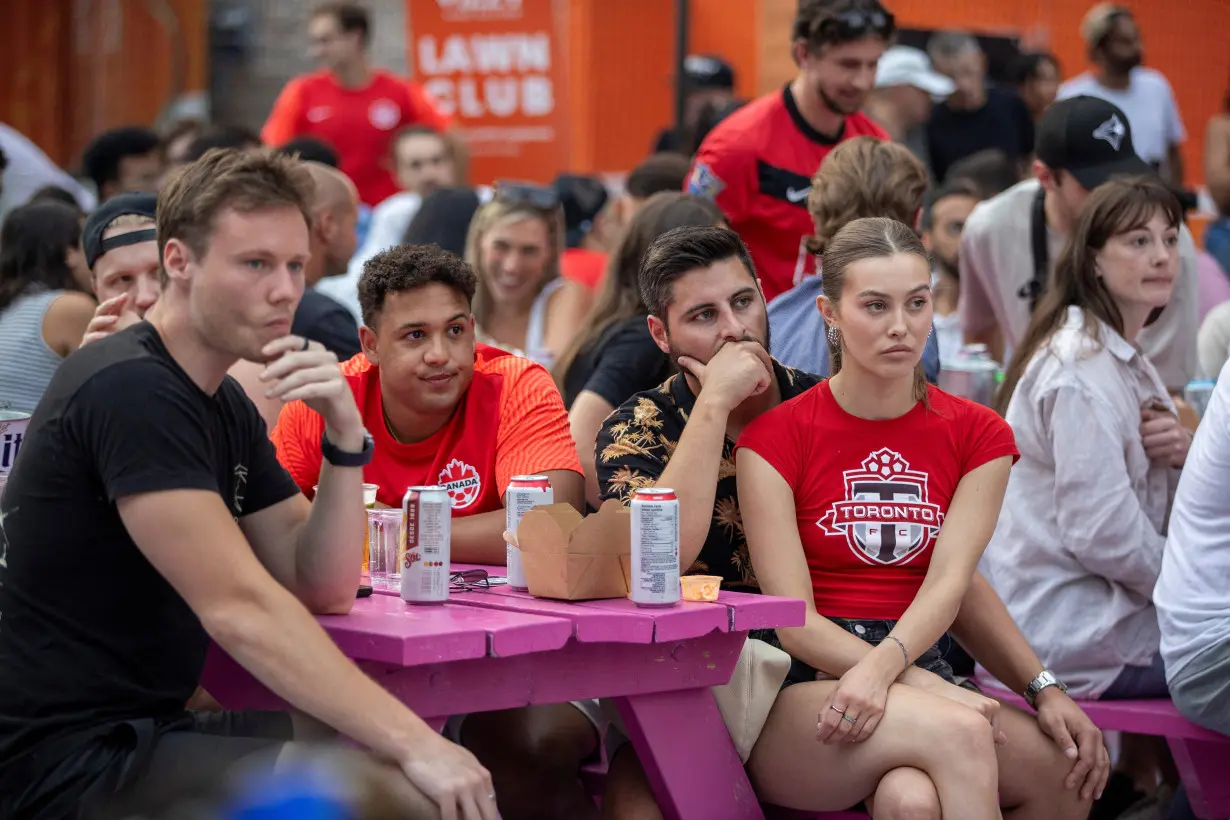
left=615, top=688, right=764, bottom=820
left=1168, top=738, right=1230, bottom=819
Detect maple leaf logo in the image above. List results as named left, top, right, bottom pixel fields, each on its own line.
left=438, top=458, right=482, bottom=509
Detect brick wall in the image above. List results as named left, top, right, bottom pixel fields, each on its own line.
left=211, top=0, right=409, bottom=130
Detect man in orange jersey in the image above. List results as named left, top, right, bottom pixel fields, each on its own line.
left=262, top=3, right=452, bottom=207
left=271, top=243, right=603, bottom=820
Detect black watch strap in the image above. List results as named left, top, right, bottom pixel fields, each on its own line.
left=321, top=430, right=374, bottom=467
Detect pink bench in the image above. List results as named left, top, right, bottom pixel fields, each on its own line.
left=982, top=683, right=1230, bottom=820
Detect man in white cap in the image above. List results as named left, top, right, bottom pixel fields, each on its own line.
left=864, top=45, right=955, bottom=174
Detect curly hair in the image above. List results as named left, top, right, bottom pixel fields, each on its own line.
left=358, top=244, right=477, bottom=329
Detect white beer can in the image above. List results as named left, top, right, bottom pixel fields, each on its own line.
left=505, top=475, right=553, bottom=590
left=400, top=486, right=452, bottom=605
left=630, top=487, right=680, bottom=608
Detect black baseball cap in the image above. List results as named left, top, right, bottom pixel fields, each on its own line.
left=82, top=192, right=158, bottom=269
left=683, top=55, right=735, bottom=91
left=1035, top=95, right=1151, bottom=190
left=553, top=174, right=609, bottom=248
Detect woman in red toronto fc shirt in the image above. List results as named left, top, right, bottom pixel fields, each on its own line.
left=736, top=217, right=1022, bottom=818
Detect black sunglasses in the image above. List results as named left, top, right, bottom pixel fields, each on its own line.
left=450, top=568, right=491, bottom=592
left=494, top=181, right=560, bottom=210
left=812, top=10, right=895, bottom=44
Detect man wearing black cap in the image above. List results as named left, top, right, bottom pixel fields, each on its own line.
left=555, top=174, right=610, bottom=291
left=80, top=192, right=163, bottom=345
left=959, top=94, right=1198, bottom=390
left=654, top=54, right=738, bottom=154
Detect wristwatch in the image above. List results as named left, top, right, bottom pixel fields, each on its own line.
left=321, top=429, right=374, bottom=468
left=1023, top=669, right=1067, bottom=707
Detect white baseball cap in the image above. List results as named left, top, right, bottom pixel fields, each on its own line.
left=875, top=46, right=955, bottom=97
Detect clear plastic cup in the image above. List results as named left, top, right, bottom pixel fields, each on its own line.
left=367, top=507, right=404, bottom=587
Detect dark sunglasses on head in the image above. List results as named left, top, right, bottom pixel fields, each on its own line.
left=494, top=180, right=560, bottom=210
left=815, top=9, right=895, bottom=43
left=450, top=568, right=491, bottom=591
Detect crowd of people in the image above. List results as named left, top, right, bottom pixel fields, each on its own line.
left=0, top=0, right=1228, bottom=818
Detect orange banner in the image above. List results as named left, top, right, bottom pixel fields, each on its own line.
left=408, top=0, right=569, bottom=185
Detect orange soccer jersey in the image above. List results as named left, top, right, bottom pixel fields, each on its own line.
left=271, top=345, right=582, bottom=513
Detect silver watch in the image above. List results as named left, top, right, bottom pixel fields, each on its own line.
left=1023, top=669, right=1067, bottom=707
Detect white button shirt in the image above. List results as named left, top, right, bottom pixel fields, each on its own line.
left=981, top=307, right=1179, bottom=698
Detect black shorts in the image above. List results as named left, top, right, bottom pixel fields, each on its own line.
left=1, top=710, right=294, bottom=820
left=766, top=618, right=962, bottom=689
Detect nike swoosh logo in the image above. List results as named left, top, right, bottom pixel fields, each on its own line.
left=786, top=187, right=810, bottom=203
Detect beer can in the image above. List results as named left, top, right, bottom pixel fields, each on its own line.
left=400, top=486, right=452, bottom=605
left=505, top=475, right=553, bottom=590
left=630, top=487, right=680, bottom=608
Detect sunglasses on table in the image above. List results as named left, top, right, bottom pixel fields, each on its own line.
left=450, top=568, right=493, bottom=591
left=494, top=180, right=560, bottom=211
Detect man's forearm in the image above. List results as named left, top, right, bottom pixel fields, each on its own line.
left=207, top=580, right=435, bottom=762
left=450, top=509, right=507, bottom=565
left=657, top=395, right=730, bottom=570
left=295, top=456, right=367, bottom=611
left=949, top=572, right=1044, bottom=692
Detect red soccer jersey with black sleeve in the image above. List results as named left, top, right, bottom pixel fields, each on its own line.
left=262, top=70, right=451, bottom=207
left=687, top=87, right=889, bottom=302
left=735, top=382, right=1018, bottom=620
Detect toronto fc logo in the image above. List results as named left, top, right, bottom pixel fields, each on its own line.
left=818, top=448, right=943, bottom=566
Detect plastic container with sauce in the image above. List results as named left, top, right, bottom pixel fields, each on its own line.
left=680, top=575, right=722, bottom=602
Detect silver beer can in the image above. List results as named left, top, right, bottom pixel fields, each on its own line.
left=400, top=486, right=452, bottom=605
left=505, top=475, right=553, bottom=590
left=630, top=487, right=680, bottom=608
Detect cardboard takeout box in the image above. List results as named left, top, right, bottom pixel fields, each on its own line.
left=517, top=501, right=632, bottom=600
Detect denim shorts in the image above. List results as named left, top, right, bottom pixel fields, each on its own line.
left=765, top=618, right=957, bottom=689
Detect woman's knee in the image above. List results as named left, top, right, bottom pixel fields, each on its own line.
left=916, top=698, right=999, bottom=769
left=871, top=768, right=940, bottom=820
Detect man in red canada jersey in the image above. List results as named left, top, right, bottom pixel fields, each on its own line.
left=687, top=0, right=893, bottom=301
left=262, top=2, right=453, bottom=207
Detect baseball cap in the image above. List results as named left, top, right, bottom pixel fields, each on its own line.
left=1081, top=3, right=1132, bottom=47
left=553, top=174, right=609, bottom=248
left=82, top=192, right=158, bottom=269
left=875, top=46, right=955, bottom=97
left=683, top=55, right=735, bottom=91
left=1034, top=95, right=1151, bottom=190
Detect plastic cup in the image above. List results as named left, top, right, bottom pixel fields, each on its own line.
left=680, top=575, right=722, bottom=602
left=367, top=507, right=404, bottom=587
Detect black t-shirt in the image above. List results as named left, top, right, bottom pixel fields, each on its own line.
left=293, top=288, right=362, bottom=361
left=562, top=316, right=674, bottom=411
left=0, top=322, right=299, bottom=772
left=595, top=360, right=820, bottom=591
left=925, top=87, right=1034, bottom=182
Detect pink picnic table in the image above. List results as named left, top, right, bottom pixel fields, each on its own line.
left=201, top=564, right=805, bottom=820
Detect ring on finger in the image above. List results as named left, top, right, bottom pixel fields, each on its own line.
left=488, top=793, right=496, bottom=800
left=829, top=705, right=845, bottom=714
left=841, top=713, right=858, bottom=724
left=301, top=337, right=310, bottom=351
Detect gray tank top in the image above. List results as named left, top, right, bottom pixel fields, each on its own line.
left=0, top=290, right=67, bottom=413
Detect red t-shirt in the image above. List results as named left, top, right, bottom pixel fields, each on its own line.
left=261, top=70, right=451, bottom=206
left=561, top=248, right=608, bottom=292
left=736, top=382, right=1018, bottom=619
left=271, top=345, right=581, bottom=512
left=687, top=87, right=889, bottom=302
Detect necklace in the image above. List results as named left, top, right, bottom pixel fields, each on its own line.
left=383, top=406, right=404, bottom=444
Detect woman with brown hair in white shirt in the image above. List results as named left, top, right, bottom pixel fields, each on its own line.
left=984, top=177, right=1189, bottom=700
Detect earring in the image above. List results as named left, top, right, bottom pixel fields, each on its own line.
left=927, top=325, right=934, bottom=339
left=827, top=325, right=840, bottom=345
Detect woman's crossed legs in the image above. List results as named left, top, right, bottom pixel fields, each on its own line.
left=748, top=681, right=1001, bottom=820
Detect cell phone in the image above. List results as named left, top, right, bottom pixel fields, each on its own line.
left=356, top=585, right=373, bottom=598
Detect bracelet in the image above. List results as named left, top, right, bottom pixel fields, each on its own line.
left=886, top=636, right=910, bottom=671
